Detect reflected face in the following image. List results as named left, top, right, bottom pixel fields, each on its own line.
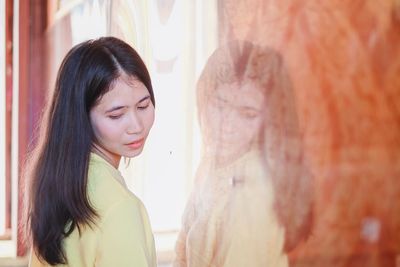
left=90, top=75, right=155, bottom=167
left=202, top=80, right=265, bottom=164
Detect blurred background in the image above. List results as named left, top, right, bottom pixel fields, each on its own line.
left=0, top=0, right=399, bottom=266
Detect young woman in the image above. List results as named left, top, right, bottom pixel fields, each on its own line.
left=174, top=41, right=313, bottom=267
left=24, top=37, right=157, bottom=266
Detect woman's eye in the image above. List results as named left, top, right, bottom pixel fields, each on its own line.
left=108, top=114, right=122, bottom=119
left=138, top=104, right=149, bottom=110
left=240, top=108, right=259, bottom=119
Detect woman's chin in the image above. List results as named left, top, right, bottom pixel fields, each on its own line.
left=123, top=148, right=144, bottom=159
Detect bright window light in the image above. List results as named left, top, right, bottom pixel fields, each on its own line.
left=70, top=0, right=107, bottom=45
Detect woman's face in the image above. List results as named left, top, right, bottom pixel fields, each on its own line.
left=90, top=75, right=155, bottom=167
left=201, top=80, right=265, bottom=165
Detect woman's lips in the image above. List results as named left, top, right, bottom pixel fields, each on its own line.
left=126, top=138, right=144, bottom=149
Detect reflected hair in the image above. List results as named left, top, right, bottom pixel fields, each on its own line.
left=24, top=37, right=154, bottom=265
left=197, top=40, right=313, bottom=252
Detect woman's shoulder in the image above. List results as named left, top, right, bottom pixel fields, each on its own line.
left=86, top=153, right=144, bottom=217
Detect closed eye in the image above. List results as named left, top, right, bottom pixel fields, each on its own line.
left=108, top=114, right=123, bottom=119
left=239, top=107, right=260, bottom=119
left=138, top=104, right=150, bottom=110
left=137, top=97, right=151, bottom=110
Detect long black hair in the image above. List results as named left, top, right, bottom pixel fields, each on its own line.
left=24, top=37, right=155, bottom=265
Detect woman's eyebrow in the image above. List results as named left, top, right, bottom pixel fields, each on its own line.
left=105, top=96, right=151, bottom=113
left=216, top=94, right=261, bottom=110
left=216, top=94, right=229, bottom=103
left=138, top=95, right=151, bottom=104
left=105, top=106, right=126, bottom=113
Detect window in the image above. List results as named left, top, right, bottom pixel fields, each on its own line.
left=51, top=1, right=218, bottom=264
left=0, top=0, right=6, bottom=240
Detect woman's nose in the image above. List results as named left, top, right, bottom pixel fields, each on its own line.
left=220, top=109, right=237, bottom=135
left=126, top=111, right=144, bottom=134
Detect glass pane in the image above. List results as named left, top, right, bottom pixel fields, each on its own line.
left=175, top=1, right=400, bottom=267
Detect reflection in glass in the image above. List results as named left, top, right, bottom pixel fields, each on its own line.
left=174, top=41, right=313, bottom=267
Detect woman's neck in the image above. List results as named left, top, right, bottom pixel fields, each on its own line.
left=91, top=146, right=121, bottom=168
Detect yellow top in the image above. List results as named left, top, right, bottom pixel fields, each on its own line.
left=29, top=153, right=156, bottom=267
left=174, top=151, right=288, bottom=267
